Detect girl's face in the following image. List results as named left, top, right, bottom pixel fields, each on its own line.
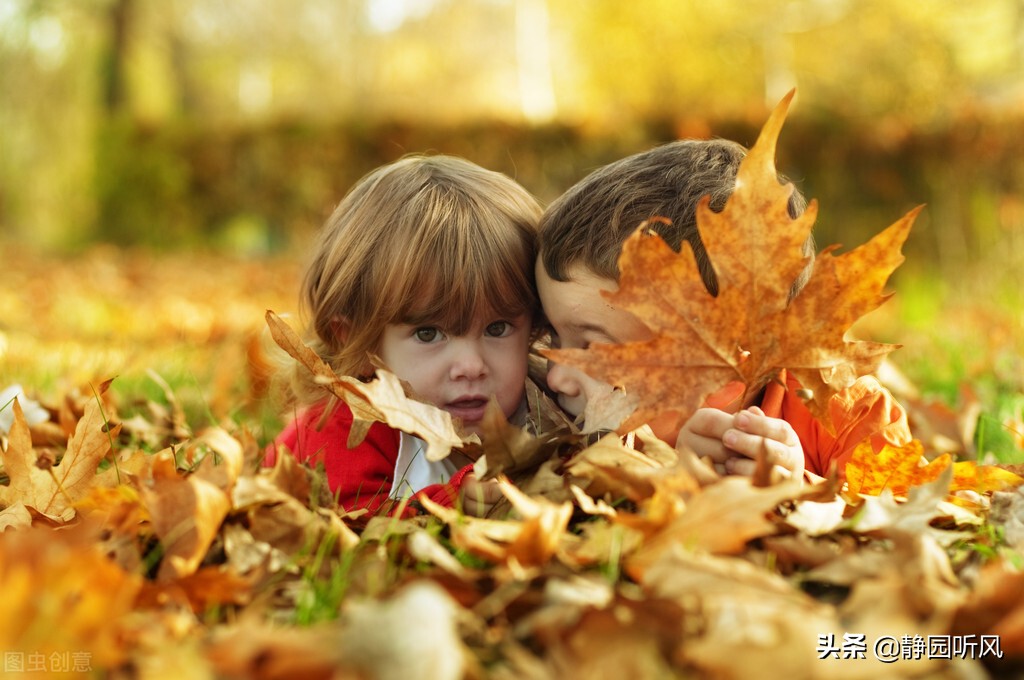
left=378, top=309, right=532, bottom=434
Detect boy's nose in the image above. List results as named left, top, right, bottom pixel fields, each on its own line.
left=545, top=361, right=580, bottom=398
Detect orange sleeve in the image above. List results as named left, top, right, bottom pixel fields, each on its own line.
left=773, top=374, right=911, bottom=478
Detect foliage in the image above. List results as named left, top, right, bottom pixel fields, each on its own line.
left=545, top=92, right=914, bottom=433
left=3, top=98, right=1024, bottom=679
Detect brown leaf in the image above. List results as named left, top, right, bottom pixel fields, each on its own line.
left=497, top=477, right=574, bottom=567
left=206, top=622, right=349, bottom=680
left=0, top=386, right=118, bottom=522
left=140, top=565, right=256, bottom=614
left=137, top=450, right=231, bottom=582
left=634, top=548, right=840, bottom=679
left=564, top=430, right=685, bottom=503
left=0, top=526, right=142, bottom=669
left=543, top=91, right=916, bottom=434
left=474, top=398, right=555, bottom=480
left=627, top=477, right=802, bottom=576
left=951, top=558, right=1024, bottom=661
left=420, top=494, right=547, bottom=567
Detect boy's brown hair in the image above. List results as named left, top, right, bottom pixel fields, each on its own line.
left=538, top=139, right=812, bottom=296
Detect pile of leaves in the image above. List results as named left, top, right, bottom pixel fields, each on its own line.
left=3, top=94, right=1024, bottom=680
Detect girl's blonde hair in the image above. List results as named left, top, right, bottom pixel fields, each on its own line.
left=292, top=154, right=541, bottom=404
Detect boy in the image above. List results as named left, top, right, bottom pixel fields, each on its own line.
left=537, top=139, right=910, bottom=480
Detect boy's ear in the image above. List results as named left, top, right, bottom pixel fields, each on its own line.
left=329, top=316, right=351, bottom=344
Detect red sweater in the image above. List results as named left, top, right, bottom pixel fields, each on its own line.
left=707, top=371, right=912, bottom=478
left=265, top=402, right=473, bottom=514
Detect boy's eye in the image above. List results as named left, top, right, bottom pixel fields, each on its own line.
left=485, top=321, right=512, bottom=337
left=414, top=327, right=442, bottom=343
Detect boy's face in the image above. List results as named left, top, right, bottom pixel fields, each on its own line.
left=378, top=310, right=531, bottom=435
left=535, top=258, right=653, bottom=419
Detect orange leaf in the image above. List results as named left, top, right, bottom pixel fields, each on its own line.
left=543, top=90, right=916, bottom=434
left=844, top=438, right=1023, bottom=498
left=844, top=439, right=938, bottom=497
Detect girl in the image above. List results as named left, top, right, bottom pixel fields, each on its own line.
left=266, top=154, right=541, bottom=516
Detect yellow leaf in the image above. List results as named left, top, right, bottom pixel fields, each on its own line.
left=950, top=460, right=1024, bottom=494
left=845, top=439, right=936, bottom=497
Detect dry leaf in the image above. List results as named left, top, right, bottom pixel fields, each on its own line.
left=845, top=437, right=1023, bottom=499
left=473, top=398, right=554, bottom=480
left=627, top=477, right=802, bottom=576
left=137, top=450, right=231, bottom=582
left=266, top=310, right=472, bottom=461
left=0, top=526, right=142, bottom=669
left=543, top=90, right=916, bottom=435
left=0, top=387, right=118, bottom=522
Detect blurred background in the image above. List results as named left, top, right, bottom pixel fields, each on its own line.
left=0, top=0, right=1021, bottom=456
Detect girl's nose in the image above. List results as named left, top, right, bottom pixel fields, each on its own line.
left=449, top=341, right=487, bottom=380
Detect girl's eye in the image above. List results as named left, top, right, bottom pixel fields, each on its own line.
left=414, top=327, right=442, bottom=343
left=485, top=321, right=512, bottom=337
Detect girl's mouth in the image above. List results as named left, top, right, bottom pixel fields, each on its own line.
left=445, top=397, right=489, bottom=423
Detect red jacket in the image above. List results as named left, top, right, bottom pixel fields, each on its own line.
left=707, top=372, right=912, bottom=478
left=264, top=402, right=473, bottom=514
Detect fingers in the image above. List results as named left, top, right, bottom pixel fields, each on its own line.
left=722, top=409, right=804, bottom=475
left=460, top=475, right=504, bottom=517
left=732, top=408, right=800, bottom=449
left=676, top=408, right=735, bottom=462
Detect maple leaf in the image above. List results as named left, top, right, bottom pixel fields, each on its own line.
left=266, top=310, right=471, bottom=461
left=844, top=438, right=1023, bottom=499
left=0, top=384, right=119, bottom=522
left=543, top=90, right=917, bottom=434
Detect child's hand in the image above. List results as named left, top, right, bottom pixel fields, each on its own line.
left=677, top=406, right=804, bottom=480
left=459, top=473, right=504, bottom=517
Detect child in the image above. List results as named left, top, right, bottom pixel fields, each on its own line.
left=266, top=154, right=539, bottom=515
left=537, top=139, right=911, bottom=481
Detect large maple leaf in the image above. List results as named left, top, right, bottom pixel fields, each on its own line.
left=544, top=90, right=918, bottom=435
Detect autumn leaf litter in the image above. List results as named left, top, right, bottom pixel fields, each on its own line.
left=2, top=93, right=1024, bottom=679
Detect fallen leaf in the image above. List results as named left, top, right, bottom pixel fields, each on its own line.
left=635, top=546, right=841, bottom=679
left=845, top=438, right=1023, bottom=499
left=497, top=477, right=574, bottom=567
left=0, top=387, right=118, bottom=522
left=627, top=477, right=801, bottom=575
left=137, top=450, right=231, bottom=582
left=472, top=398, right=549, bottom=480
left=267, top=310, right=472, bottom=462
left=543, top=90, right=916, bottom=434
left=0, top=526, right=142, bottom=668
left=338, top=581, right=467, bottom=680
left=784, top=496, right=848, bottom=537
